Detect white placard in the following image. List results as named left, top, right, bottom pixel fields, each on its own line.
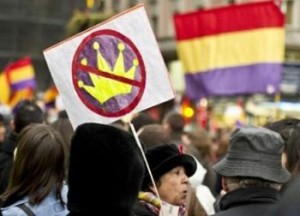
left=43, top=4, right=175, bottom=128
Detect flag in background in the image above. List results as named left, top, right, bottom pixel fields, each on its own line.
left=0, top=71, right=10, bottom=104
left=6, top=57, right=36, bottom=91
left=2, top=57, right=36, bottom=110
left=44, top=85, right=59, bottom=109
left=174, top=1, right=285, bottom=100
left=9, top=88, right=34, bottom=111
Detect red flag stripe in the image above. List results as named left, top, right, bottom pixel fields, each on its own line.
left=174, top=1, right=284, bottom=40
left=5, top=57, right=32, bottom=71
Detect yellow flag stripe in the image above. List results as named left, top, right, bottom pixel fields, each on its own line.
left=0, top=72, right=10, bottom=104
left=176, top=28, right=285, bottom=74
left=9, top=89, right=33, bottom=109
left=9, top=65, right=35, bottom=83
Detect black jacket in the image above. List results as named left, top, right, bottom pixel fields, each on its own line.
left=212, top=187, right=281, bottom=216
left=0, top=132, right=17, bottom=195
left=134, top=201, right=156, bottom=216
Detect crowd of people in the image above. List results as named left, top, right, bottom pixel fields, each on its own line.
left=0, top=99, right=300, bottom=215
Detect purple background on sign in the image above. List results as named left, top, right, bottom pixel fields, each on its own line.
left=76, top=35, right=142, bottom=114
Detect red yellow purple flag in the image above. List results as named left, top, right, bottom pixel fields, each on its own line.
left=3, top=57, right=36, bottom=110
left=9, top=88, right=34, bottom=110
left=173, top=1, right=285, bottom=100
left=6, top=57, right=36, bottom=91
left=44, top=85, right=59, bottom=109
left=0, top=71, right=10, bottom=104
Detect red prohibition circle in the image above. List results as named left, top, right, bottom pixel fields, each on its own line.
left=72, top=29, right=146, bottom=117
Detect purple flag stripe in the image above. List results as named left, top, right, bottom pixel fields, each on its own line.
left=11, top=79, right=36, bottom=91
left=185, top=63, right=283, bottom=100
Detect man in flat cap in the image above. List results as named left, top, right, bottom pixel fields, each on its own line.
left=212, top=126, right=291, bottom=216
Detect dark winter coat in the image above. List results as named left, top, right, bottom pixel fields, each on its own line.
left=0, top=132, right=17, bottom=194
left=212, top=187, right=281, bottom=216
left=134, top=202, right=156, bottom=216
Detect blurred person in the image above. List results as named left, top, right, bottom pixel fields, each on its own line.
left=67, top=123, right=145, bottom=215
left=58, top=110, right=68, bottom=119
left=134, top=144, right=197, bottom=216
left=265, top=118, right=300, bottom=191
left=185, top=186, right=208, bottom=216
left=213, top=128, right=231, bottom=195
left=265, top=118, right=300, bottom=173
left=268, top=175, right=300, bottom=216
left=51, top=118, right=74, bottom=150
left=187, top=159, right=215, bottom=215
left=0, top=99, right=44, bottom=195
left=212, top=126, right=290, bottom=216
left=50, top=117, right=74, bottom=177
left=182, top=130, right=216, bottom=215
left=162, top=111, right=185, bottom=146
left=0, top=124, right=68, bottom=215
left=213, top=128, right=231, bottom=163
left=131, top=112, right=157, bottom=132
left=110, top=119, right=128, bottom=131
left=182, top=128, right=217, bottom=196
left=137, top=123, right=170, bottom=148
left=0, top=114, right=6, bottom=145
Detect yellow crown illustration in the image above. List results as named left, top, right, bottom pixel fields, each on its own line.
left=78, top=41, right=138, bottom=104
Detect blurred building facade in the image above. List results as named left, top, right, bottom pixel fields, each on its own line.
left=0, top=0, right=80, bottom=90
left=0, top=0, right=299, bottom=91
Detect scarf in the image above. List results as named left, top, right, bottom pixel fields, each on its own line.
left=138, top=191, right=186, bottom=216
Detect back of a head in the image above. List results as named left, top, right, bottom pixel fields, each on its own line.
left=13, top=100, right=44, bottom=133
left=51, top=118, right=74, bottom=148
left=0, top=114, right=4, bottom=123
left=266, top=118, right=300, bottom=173
left=67, top=123, right=145, bottom=215
left=131, top=112, right=156, bottom=132
left=213, top=126, right=290, bottom=184
left=58, top=110, right=69, bottom=119
left=265, top=118, right=300, bottom=143
left=162, top=111, right=185, bottom=132
left=138, top=124, right=170, bottom=148
left=186, top=128, right=212, bottom=158
left=2, top=123, right=67, bottom=204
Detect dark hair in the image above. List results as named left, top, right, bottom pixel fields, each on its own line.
left=58, top=110, right=69, bottom=119
left=185, top=128, right=212, bottom=159
left=266, top=118, right=300, bottom=172
left=51, top=118, right=74, bottom=149
left=0, top=124, right=68, bottom=206
left=14, top=100, right=44, bottom=133
left=138, top=124, right=170, bottom=148
left=266, top=118, right=300, bottom=146
left=285, top=125, right=300, bottom=173
left=163, top=112, right=185, bottom=132
left=131, top=112, right=156, bottom=132
left=0, top=114, right=4, bottom=123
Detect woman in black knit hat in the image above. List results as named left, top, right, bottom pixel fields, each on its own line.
left=134, top=144, right=196, bottom=216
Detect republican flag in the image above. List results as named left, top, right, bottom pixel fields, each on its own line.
left=0, top=71, right=10, bottom=104
left=6, top=57, right=36, bottom=91
left=3, top=57, right=36, bottom=110
left=9, top=88, right=34, bottom=111
left=174, top=1, right=285, bottom=100
left=44, top=85, right=59, bottom=109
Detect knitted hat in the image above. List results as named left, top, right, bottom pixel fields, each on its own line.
left=142, top=144, right=196, bottom=189
left=67, top=123, right=145, bottom=215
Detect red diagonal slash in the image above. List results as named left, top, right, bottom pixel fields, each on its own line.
left=77, top=63, right=142, bottom=88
